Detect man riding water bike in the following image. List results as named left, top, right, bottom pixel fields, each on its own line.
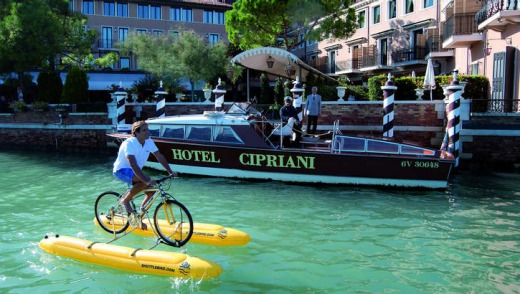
left=112, top=120, right=176, bottom=230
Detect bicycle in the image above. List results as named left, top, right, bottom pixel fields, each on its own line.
left=94, top=176, right=193, bottom=248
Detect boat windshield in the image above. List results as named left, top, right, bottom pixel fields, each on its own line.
left=226, top=102, right=261, bottom=116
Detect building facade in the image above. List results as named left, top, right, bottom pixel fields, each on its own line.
left=68, top=0, right=233, bottom=89
left=292, top=0, right=519, bottom=111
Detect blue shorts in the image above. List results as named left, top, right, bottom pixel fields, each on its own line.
left=113, top=168, right=134, bottom=186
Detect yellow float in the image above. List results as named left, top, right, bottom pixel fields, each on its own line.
left=94, top=216, right=251, bottom=246
left=39, top=235, right=222, bottom=279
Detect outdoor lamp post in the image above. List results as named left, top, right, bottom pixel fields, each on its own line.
left=484, top=43, right=492, bottom=56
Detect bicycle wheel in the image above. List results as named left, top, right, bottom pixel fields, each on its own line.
left=153, top=199, right=193, bottom=247
left=94, top=191, right=129, bottom=234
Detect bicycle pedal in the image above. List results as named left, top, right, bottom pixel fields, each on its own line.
left=128, top=213, right=140, bottom=227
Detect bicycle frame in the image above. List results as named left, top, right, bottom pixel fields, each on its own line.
left=95, top=176, right=193, bottom=248
left=106, top=178, right=174, bottom=245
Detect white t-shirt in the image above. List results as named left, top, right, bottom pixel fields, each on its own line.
left=113, top=136, right=158, bottom=172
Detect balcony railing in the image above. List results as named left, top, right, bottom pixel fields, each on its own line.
left=426, top=35, right=445, bottom=52
left=443, top=13, right=479, bottom=40
left=475, top=0, right=519, bottom=24
left=391, top=47, right=428, bottom=63
left=98, top=38, right=115, bottom=49
left=308, top=56, right=328, bottom=73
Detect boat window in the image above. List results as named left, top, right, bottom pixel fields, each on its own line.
left=333, top=136, right=366, bottom=152
left=148, top=125, right=160, bottom=137
left=367, top=139, right=399, bottom=153
left=401, top=145, right=436, bottom=156
left=214, top=126, right=243, bottom=144
left=186, top=126, right=212, bottom=141
left=162, top=126, right=184, bottom=139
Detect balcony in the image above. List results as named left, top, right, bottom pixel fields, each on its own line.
left=308, top=56, right=328, bottom=73
left=391, top=47, right=428, bottom=65
left=476, top=0, right=520, bottom=31
left=442, top=13, right=483, bottom=48
left=307, top=47, right=398, bottom=75
left=426, top=35, right=454, bottom=58
left=97, top=38, right=117, bottom=50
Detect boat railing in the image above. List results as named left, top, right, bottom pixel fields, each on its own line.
left=332, top=135, right=437, bottom=156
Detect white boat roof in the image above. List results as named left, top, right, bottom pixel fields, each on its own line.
left=147, top=102, right=261, bottom=126
left=147, top=112, right=250, bottom=126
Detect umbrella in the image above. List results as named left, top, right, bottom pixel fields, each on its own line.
left=423, top=58, right=436, bottom=100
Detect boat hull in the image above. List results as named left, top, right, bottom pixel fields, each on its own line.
left=94, top=216, right=251, bottom=246
left=39, top=235, right=222, bottom=278
left=146, top=140, right=453, bottom=189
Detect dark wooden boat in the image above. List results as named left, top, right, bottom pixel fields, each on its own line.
left=108, top=103, right=454, bottom=189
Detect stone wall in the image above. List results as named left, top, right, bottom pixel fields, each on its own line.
left=2, top=101, right=520, bottom=168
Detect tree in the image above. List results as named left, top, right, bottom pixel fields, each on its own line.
left=0, top=0, right=95, bottom=86
left=120, top=30, right=230, bottom=101
left=37, top=70, right=63, bottom=103
left=62, top=66, right=88, bottom=103
left=226, top=0, right=358, bottom=51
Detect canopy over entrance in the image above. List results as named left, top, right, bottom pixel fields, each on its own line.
left=230, top=47, right=336, bottom=83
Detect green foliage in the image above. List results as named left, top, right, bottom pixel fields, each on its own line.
left=273, top=77, right=285, bottom=105
left=346, top=85, right=369, bottom=101
left=0, top=0, right=95, bottom=74
left=31, top=101, right=49, bottom=110
left=259, top=73, right=272, bottom=104
left=94, top=52, right=119, bottom=69
left=458, top=74, right=489, bottom=112
left=131, top=75, right=159, bottom=103
left=61, top=66, right=89, bottom=103
left=367, top=74, right=386, bottom=101
left=120, top=29, right=231, bottom=101
left=317, top=84, right=338, bottom=101
left=37, top=71, right=63, bottom=103
left=226, top=0, right=358, bottom=51
left=9, top=101, right=26, bottom=111
left=366, top=74, right=490, bottom=103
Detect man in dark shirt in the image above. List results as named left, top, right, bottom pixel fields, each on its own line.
left=279, top=96, right=302, bottom=146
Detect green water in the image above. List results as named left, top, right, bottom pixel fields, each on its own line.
left=0, top=148, right=519, bottom=293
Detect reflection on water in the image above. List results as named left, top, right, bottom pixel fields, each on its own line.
left=0, top=148, right=519, bottom=293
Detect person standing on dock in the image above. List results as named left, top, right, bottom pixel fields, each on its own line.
left=112, top=120, right=176, bottom=229
left=305, top=86, right=322, bottom=134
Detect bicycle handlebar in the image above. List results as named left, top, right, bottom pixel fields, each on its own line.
left=155, top=175, right=175, bottom=185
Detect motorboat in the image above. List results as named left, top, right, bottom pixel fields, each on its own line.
left=108, top=102, right=454, bottom=189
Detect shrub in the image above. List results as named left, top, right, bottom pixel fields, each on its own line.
left=37, top=71, right=63, bottom=103
left=62, top=67, right=89, bottom=103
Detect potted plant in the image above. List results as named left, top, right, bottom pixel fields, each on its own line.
left=9, top=101, right=27, bottom=112
left=31, top=101, right=49, bottom=112
left=203, top=83, right=212, bottom=102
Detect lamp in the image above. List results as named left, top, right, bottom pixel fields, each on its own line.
left=484, top=43, right=492, bottom=56
left=266, top=56, right=275, bottom=68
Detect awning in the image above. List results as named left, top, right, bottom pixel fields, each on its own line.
left=230, top=47, right=336, bottom=83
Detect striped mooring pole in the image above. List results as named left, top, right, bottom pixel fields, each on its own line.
left=213, top=78, right=226, bottom=112
left=114, top=82, right=127, bottom=126
left=155, top=81, right=167, bottom=119
left=445, top=72, right=463, bottom=167
left=382, top=73, right=397, bottom=137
